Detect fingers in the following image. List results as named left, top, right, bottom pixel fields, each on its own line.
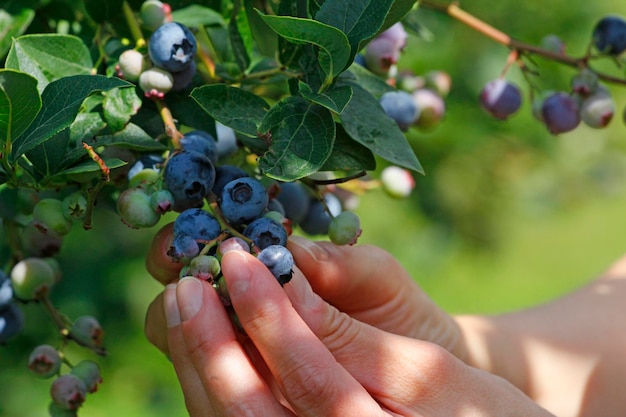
left=220, top=251, right=387, bottom=417
left=164, top=276, right=291, bottom=417
left=145, top=292, right=170, bottom=356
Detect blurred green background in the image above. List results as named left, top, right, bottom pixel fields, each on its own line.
left=3, top=0, right=626, bottom=416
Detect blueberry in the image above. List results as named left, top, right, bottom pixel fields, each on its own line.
left=219, top=177, right=269, bottom=225
left=275, top=181, right=310, bottom=225
left=171, top=61, right=197, bottom=92
left=0, top=303, right=24, bottom=343
left=50, top=374, right=87, bottom=411
left=70, top=360, right=102, bottom=393
left=33, top=198, right=73, bottom=237
left=138, top=67, right=174, bottom=99
left=215, top=122, right=239, bottom=161
left=380, top=166, right=415, bottom=198
left=592, top=15, right=626, bottom=56
left=379, top=90, right=419, bottom=131
left=167, top=233, right=200, bottom=263
left=70, top=316, right=104, bottom=349
left=243, top=217, right=288, bottom=249
left=0, top=271, right=14, bottom=312
left=257, top=245, right=294, bottom=286
left=189, top=255, right=221, bottom=282
left=328, top=211, right=362, bottom=246
left=480, top=79, right=522, bottom=120
left=163, top=150, right=216, bottom=212
left=116, top=49, right=147, bottom=82
left=580, top=88, right=615, bottom=129
left=10, top=257, right=56, bottom=301
left=148, top=22, right=197, bottom=72
left=212, top=165, right=249, bottom=198
left=61, top=191, right=88, bottom=222
left=541, top=92, right=580, bottom=134
left=180, top=130, right=218, bottom=164
left=412, top=88, right=446, bottom=130
left=570, top=68, right=599, bottom=96
left=116, top=187, right=161, bottom=229
left=299, top=193, right=342, bottom=236
left=20, top=220, right=64, bottom=258
left=28, top=344, right=62, bottom=379
left=173, top=208, right=221, bottom=241
left=149, top=189, right=174, bottom=214
left=141, top=0, right=168, bottom=31
left=364, top=22, right=407, bottom=76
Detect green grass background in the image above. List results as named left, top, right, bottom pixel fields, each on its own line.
left=3, top=0, right=626, bottom=416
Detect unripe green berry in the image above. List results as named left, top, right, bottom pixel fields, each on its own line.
left=62, top=191, right=88, bottom=222
left=117, top=187, right=161, bottom=228
left=139, top=67, right=174, bottom=98
left=189, top=255, right=221, bottom=282
left=70, top=360, right=102, bottom=393
left=10, top=257, right=56, bottom=300
left=141, top=0, right=167, bottom=31
left=117, top=49, right=148, bottom=82
left=48, top=401, right=78, bottom=417
left=71, top=316, right=104, bottom=348
left=128, top=168, right=160, bottom=189
left=28, top=344, right=62, bottom=379
left=149, top=189, right=174, bottom=214
left=50, top=374, right=87, bottom=411
left=33, top=198, right=73, bottom=236
left=328, top=211, right=362, bottom=245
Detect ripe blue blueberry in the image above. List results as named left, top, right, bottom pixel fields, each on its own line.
left=0, top=271, right=14, bottom=312
left=181, top=130, right=218, bottom=164
left=173, top=208, right=221, bottom=241
left=257, top=245, right=294, bottom=286
left=163, top=150, right=216, bottom=212
left=299, top=193, right=342, bottom=236
left=480, top=79, right=522, bottom=120
left=212, top=165, right=249, bottom=198
left=171, top=61, right=197, bottom=92
left=148, top=22, right=197, bottom=72
left=219, top=177, right=269, bottom=225
left=541, top=92, right=581, bottom=134
left=592, top=15, right=626, bottom=56
left=167, top=233, right=200, bottom=263
left=379, top=90, right=419, bottom=132
left=0, top=303, right=24, bottom=343
left=243, top=217, right=288, bottom=249
left=275, top=181, right=310, bottom=225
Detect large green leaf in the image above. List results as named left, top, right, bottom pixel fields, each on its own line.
left=5, top=34, right=94, bottom=93
left=191, top=84, right=270, bottom=138
left=11, top=75, right=131, bottom=162
left=258, top=96, right=335, bottom=181
left=338, top=82, right=423, bottom=174
left=258, top=13, right=351, bottom=86
left=0, top=70, right=41, bottom=144
left=315, top=0, right=394, bottom=65
left=0, top=8, right=35, bottom=59
left=298, top=81, right=352, bottom=114
left=244, top=0, right=278, bottom=57
left=320, top=123, right=376, bottom=172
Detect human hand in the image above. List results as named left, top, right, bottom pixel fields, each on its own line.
left=161, top=248, right=554, bottom=416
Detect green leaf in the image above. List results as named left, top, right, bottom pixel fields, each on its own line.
left=47, top=157, right=127, bottom=184
left=26, top=128, right=70, bottom=178
left=321, top=124, right=376, bottom=171
left=244, top=0, right=277, bottom=57
left=70, top=113, right=107, bottom=144
left=0, top=8, right=35, bottom=59
left=343, top=64, right=394, bottom=97
left=171, top=5, right=226, bottom=27
left=258, top=96, right=335, bottom=181
left=338, top=82, right=423, bottom=174
left=5, top=34, right=94, bottom=93
left=91, top=123, right=167, bottom=151
left=102, top=87, right=142, bottom=132
left=229, top=2, right=252, bottom=72
left=11, top=75, right=131, bottom=161
left=191, top=84, right=270, bottom=138
left=0, top=70, right=41, bottom=144
left=258, top=13, right=351, bottom=84
left=315, top=0, right=394, bottom=65
left=298, top=82, right=352, bottom=114
left=382, top=0, right=418, bottom=33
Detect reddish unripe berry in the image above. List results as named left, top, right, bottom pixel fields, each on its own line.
left=412, top=88, right=445, bottom=130
left=423, top=70, right=452, bottom=97
left=50, top=374, right=87, bottom=411
left=146, top=222, right=184, bottom=285
left=20, top=220, right=64, bottom=257
left=580, top=89, right=615, bottom=129
left=381, top=166, right=415, bottom=198
left=28, top=344, right=62, bottom=379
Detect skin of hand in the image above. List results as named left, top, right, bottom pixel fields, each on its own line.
left=159, top=245, right=553, bottom=417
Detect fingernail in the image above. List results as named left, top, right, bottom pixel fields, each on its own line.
left=177, top=277, right=203, bottom=322
left=222, top=251, right=251, bottom=297
left=163, top=284, right=180, bottom=328
left=288, top=236, right=326, bottom=262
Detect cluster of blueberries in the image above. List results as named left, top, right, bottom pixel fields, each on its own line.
left=356, top=22, right=450, bottom=133
left=480, top=15, right=626, bottom=134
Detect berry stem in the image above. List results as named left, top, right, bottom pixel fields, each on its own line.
left=155, top=100, right=183, bottom=147
left=420, top=0, right=626, bottom=86
left=82, top=181, right=106, bottom=230
left=122, top=0, right=145, bottom=47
